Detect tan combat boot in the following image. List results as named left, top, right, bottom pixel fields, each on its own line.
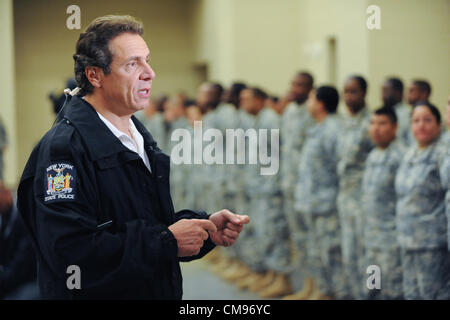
left=281, top=276, right=314, bottom=300
left=223, top=263, right=252, bottom=282
left=236, top=271, right=266, bottom=290
left=249, top=270, right=276, bottom=293
left=259, top=273, right=293, bottom=298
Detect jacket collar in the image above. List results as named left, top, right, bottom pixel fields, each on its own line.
left=63, top=95, right=158, bottom=161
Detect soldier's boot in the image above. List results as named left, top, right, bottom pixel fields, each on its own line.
left=211, top=255, right=234, bottom=274
left=259, top=273, right=293, bottom=298
left=307, top=283, right=332, bottom=300
left=281, top=277, right=314, bottom=300
left=236, top=272, right=266, bottom=290
left=204, top=249, right=222, bottom=264
left=219, top=260, right=243, bottom=279
left=249, top=270, right=276, bottom=293
left=223, top=263, right=252, bottom=282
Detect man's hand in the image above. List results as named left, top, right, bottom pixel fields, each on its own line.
left=208, top=209, right=250, bottom=247
left=168, top=219, right=217, bottom=257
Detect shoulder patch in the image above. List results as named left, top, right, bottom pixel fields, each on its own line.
left=44, top=162, right=77, bottom=203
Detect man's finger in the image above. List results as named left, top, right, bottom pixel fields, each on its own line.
left=194, top=219, right=218, bottom=233
left=225, top=222, right=243, bottom=232
left=223, top=228, right=239, bottom=239
left=236, top=215, right=250, bottom=224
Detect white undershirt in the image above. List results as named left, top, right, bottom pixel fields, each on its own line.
left=96, top=112, right=152, bottom=173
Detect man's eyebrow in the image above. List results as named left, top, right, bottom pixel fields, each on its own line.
left=124, top=54, right=150, bottom=63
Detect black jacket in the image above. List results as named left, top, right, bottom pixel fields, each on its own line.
left=17, top=96, right=215, bottom=299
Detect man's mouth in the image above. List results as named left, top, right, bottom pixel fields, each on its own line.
left=137, top=88, right=151, bottom=98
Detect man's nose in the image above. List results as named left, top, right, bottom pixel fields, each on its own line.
left=141, top=63, right=156, bottom=81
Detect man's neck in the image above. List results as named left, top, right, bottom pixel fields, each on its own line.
left=84, top=94, right=132, bottom=135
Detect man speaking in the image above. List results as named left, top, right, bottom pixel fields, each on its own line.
left=17, top=15, right=249, bottom=299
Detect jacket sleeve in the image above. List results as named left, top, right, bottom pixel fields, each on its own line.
left=174, top=209, right=216, bottom=262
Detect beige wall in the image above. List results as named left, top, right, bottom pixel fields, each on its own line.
left=7, top=0, right=450, bottom=186
left=0, top=0, right=17, bottom=187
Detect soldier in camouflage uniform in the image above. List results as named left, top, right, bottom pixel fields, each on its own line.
left=441, top=97, right=450, bottom=251
left=395, top=102, right=450, bottom=300
left=287, top=86, right=344, bottom=300
left=0, top=116, right=7, bottom=181
left=362, top=107, right=405, bottom=300
left=381, top=77, right=411, bottom=146
left=279, top=72, right=315, bottom=295
left=337, top=75, right=374, bottom=299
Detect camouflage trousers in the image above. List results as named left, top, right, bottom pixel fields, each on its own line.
left=365, top=247, right=403, bottom=299
left=337, top=192, right=366, bottom=299
left=401, top=248, right=450, bottom=300
left=307, top=213, right=345, bottom=298
left=240, top=192, right=290, bottom=273
left=285, top=193, right=312, bottom=288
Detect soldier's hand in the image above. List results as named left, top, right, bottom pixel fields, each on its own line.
left=168, top=219, right=217, bottom=257
left=209, top=209, right=250, bottom=247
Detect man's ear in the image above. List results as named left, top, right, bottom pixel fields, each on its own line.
left=85, top=66, right=104, bottom=89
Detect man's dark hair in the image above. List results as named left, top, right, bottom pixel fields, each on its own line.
left=412, top=79, right=432, bottom=96
left=251, top=87, right=268, bottom=101
left=348, top=75, right=368, bottom=94
left=230, top=82, right=247, bottom=97
left=316, top=86, right=339, bottom=114
left=413, top=101, right=441, bottom=124
left=374, top=106, right=398, bottom=124
left=73, top=15, right=144, bottom=96
left=210, top=82, right=224, bottom=109
left=297, top=71, right=314, bottom=88
left=386, top=77, right=404, bottom=94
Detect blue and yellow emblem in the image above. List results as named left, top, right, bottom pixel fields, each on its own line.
left=44, top=163, right=76, bottom=203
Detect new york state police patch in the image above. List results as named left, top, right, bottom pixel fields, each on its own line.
left=44, top=163, right=77, bottom=203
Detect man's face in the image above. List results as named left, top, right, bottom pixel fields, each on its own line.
left=407, top=83, right=428, bottom=106
left=289, top=75, right=311, bottom=104
left=343, top=78, right=365, bottom=113
left=382, top=81, right=399, bottom=107
left=240, top=89, right=255, bottom=114
left=411, top=105, right=441, bottom=146
left=369, top=114, right=397, bottom=148
left=196, top=83, right=214, bottom=112
left=101, top=33, right=155, bottom=115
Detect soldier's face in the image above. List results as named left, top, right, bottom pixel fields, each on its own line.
left=369, top=114, right=397, bottom=148
left=102, top=33, right=155, bottom=115
left=344, top=79, right=365, bottom=113
left=411, top=105, right=441, bottom=147
left=407, top=83, right=421, bottom=105
left=240, top=89, right=255, bottom=114
left=289, top=75, right=311, bottom=103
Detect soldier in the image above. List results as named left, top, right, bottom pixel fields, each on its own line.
left=362, top=107, right=405, bottom=300
left=395, top=102, right=450, bottom=299
left=279, top=72, right=315, bottom=298
left=381, top=77, right=411, bottom=145
left=337, top=75, right=374, bottom=299
left=440, top=96, right=450, bottom=251
left=134, top=97, right=165, bottom=152
left=285, top=86, right=343, bottom=300
left=407, top=80, right=431, bottom=107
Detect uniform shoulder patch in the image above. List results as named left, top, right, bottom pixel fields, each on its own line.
left=44, top=163, right=77, bottom=203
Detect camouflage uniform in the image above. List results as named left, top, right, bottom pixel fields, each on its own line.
left=0, top=116, right=7, bottom=181
left=280, top=102, right=314, bottom=285
left=439, top=131, right=450, bottom=251
left=395, top=137, right=450, bottom=299
left=392, top=103, right=411, bottom=147
left=134, top=111, right=166, bottom=153
left=167, top=117, right=190, bottom=212
left=295, top=114, right=344, bottom=298
left=336, top=106, right=374, bottom=299
left=362, top=139, right=405, bottom=299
